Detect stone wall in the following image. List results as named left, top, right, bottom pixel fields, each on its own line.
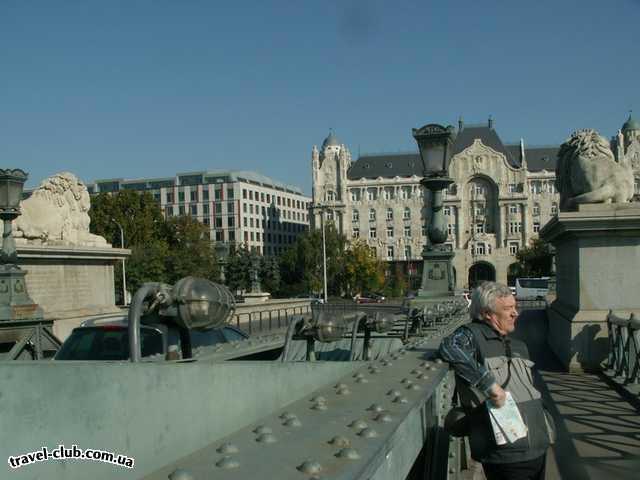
left=17, top=244, right=129, bottom=340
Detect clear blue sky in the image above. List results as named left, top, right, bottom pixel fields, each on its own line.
left=1, top=0, right=638, bottom=193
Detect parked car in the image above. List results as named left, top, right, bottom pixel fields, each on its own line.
left=295, top=293, right=325, bottom=305
left=54, top=315, right=249, bottom=361
left=354, top=292, right=385, bottom=304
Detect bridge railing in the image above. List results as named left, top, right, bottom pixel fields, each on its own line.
left=606, top=310, right=640, bottom=383
left=231, top=302, right=312, bottom=335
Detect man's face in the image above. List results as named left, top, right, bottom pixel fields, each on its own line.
left=484, top=294, right=518, bottom=335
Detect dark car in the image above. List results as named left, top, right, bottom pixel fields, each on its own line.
left=355, top=292, right=385, bottom=304
left=54, top=315, right=248, bottom=361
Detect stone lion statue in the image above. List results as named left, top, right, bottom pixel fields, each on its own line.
left=555, top=129, right=634, bottom=210
left=14, top=172, right=108, bottom=247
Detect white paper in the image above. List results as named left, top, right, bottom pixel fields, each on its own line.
left=486, top=391, right=528, bottom=444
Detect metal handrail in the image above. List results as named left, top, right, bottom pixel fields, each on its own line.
left=231, top=304, right=312, bottom=335
left=606, top=310, right=640, bottom=383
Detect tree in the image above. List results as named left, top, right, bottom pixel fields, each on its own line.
left=342, top=240, right=384, bottom=297
left=513, top=238, right=553, bottom=278
left=260, top=255, right=281, bottom=295
left=164, top=215, right=218, bottom=284
left=224, top=245, right=253, bottom=293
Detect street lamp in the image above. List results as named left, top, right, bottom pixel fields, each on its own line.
left=321, top=208, right=328, bottom=304
left=0, top=168, right=43, bottom=322
left=411, top=123, right=457, bottom=300
left=112, top=218, right=128, bottom=306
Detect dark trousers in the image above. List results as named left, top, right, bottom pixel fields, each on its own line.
left=483, top=454, right=546, bottom=480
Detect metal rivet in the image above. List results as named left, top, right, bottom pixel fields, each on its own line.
left=353, top=373, right=364, bottom=379
left=387, top=389, right=401, bottom=397
left=393, top=396, right=408, bottom=404
left=449, top=466, right=455, bottom=473
left=336, top=448, right=360, bottom=460
left=297, top=460, right=322, bottom=475
left=311, top=396, right=326, bottom=403
left=280, top=412, right=297, bottom=421
left=369, top=367, right=380, bottom=374
left=256, top=433, right=277, bottom=443
left=375, top=413, right=393, bottom=423
left=284, top=418, right=302, bottom=427
left=367, top=404, right=384, bottom=412
left=436, top=358, right=443, bottom=364
left=312, top=402, right=328, bottom=411
left=382, top=360, right=392, bottom=366
left=216, top=443, right=239, bottom=454
left=216, top=456, right=240, bottom=469
left=356, top=377, right=369, bottom=384
left=168, top=469, right=194, bottom=480
left=418, top=374, right=429, bottom=380
left=420, top=362, right=430, bottom=368
left=401, top=378, right=413, bottom=385
left=253, top=426, right=272, bottom=435
left=358, top=428, right=378, bottom=438
left=411, top=369, right=421, bottom=374
left=335, top=383, right=347, bottom=389
left=328, top=436, right=350, bottom=447
left=408, top=384, right=420, bottom=390
left=336, top=387, right=351, bottom=395
left=349, top=419, right=368, bottom=429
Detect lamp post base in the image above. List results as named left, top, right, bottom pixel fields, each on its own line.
left=0, top=265, right=44, bottom=322
left=414, top=248, right=455, bottom=302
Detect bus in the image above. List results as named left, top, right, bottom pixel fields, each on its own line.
left=515, top=277, right=550, bottom=300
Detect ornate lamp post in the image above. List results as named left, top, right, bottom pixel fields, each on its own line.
left=411, top=124, right=457, bottom=300
left=0, top=168, right=43, bottom=322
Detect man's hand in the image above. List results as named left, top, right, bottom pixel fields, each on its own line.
left=488, top=383, right=506, bottom=408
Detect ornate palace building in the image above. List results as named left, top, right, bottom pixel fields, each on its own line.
left=311, top=116, right=640, bottom=289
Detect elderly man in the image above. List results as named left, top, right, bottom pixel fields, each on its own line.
left=439, top=282, right=553, bottom=480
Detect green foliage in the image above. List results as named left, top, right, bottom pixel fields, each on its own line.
left=513, top=238, right=553, bottom=278
left=224, top=245, right=253, bottom=292
left=342, top=240, right=384, bottom=296
left=383, top=263, right=408, bottom=298
left=164, top=216, right=218, bottom=284
left=260, top=255, right=281, bottom=294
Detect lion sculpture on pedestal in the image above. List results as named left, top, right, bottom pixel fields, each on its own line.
left=14, top=172, right=108, bottom=247
left=555, top=129, right=634, bottom=210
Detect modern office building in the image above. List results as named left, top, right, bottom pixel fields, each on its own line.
left=89, top=170, right=311, bottom=256
left=311, top=116, right=640, bottom=289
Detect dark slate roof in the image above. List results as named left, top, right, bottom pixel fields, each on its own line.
left=505, top=145, right=559, bottom=172
left=347, top=152, right=422, bottom=180
left=348, top=124, right=521, bottom=180
left=451, top=125, right=519, bottom=168
left=622, top=114, right=640, bottom=132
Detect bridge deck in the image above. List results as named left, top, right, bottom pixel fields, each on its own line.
left=513, top=310, right=640, bottom=480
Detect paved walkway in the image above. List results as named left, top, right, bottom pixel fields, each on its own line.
left=513, top=310, right=640, bottom=480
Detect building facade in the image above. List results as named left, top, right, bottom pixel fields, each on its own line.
left=90, top=170, right=311, bottom=256
left=311, top=116, right=640, bottom=289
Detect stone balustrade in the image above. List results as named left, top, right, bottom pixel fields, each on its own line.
left=606, top=310, right=640, bottom=383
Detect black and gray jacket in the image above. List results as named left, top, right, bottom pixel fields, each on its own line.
left=439, top=320, right=553, bottom=464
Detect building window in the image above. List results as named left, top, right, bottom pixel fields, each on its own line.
left=190, top=190, right=197, bottom=202
left=369, top=227, right=377, bottom=239
left=404, top=225, right=411, bottom=237
left=401, top=187, right=411, bottom=200
left=179, top=205, right=185, bottom=215
left=533, top=222, right=540, bottom=233
left=448, top=223, right=456, bottom=236
left=350, top=189, right=360, bottom=202
left=422, top=224, right=427, bottom=237
left=403, top=207, right=411, bottom=220
left=447, top=184, right=457, bottom=196
left=165, top=206, right=173, bottom=217
left=243, top=204, right=247, bottom=213
left=178, top=191, right=185, bottom=203
left=227, top=188, right=234, bottom=199
left=243, top=218, right=248, bottom=227
left=326, top=191, right=335, bottom=202
left=474, top=243, right=486, bottom=255
left=352, top=228, right=360, bottom=239
left=190, top=205, right=197, bottom=216
left=202, top=189, right=209, bottom=201
left=216, top=217, right=223, bottom=228
left=508, top=183, right=518, bottom=193
left=216, top=231, right=223, bottom=242
left=386, top=246, right=394, bottom=260
left=404, top=246, right=411, bottom=259
left=474, top=223, right=485, bottom=234
left=203, top=217, right=210, bottom=226
left=386, top=208, right=393, bottom=220
left=386, top=226, right=394, bottom=238
left=203, top=204, right=209, bottom=215
left=367, top=189, right=376, bottom=201
left=228, top=217, right=235, bottom=227
left=383, top=188, right=394, bottom=200
left=369, top=209, right=376, bottom=222
left=509, top=204, right=519, bottom=214
left=474, top=184, right=486, bottom=196
left=215, top=189, right=222, bottom=201
left=352, top=210, right=359, bottom=223
left=533, top=203, right=540, bottom=216
left=444, top=206, right=451, bottom=216
left=243, top=189, right=247, bottom=199
left=530, top=181, right=541, bottom=195
left=551, top=203, right=558, bottom=215
left=509, top=242, right=519, bottom=255
left=508, top=222, right=522, bottom=234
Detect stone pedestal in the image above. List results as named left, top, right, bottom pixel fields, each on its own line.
left=540, top=204, right=640, bottom=371
left=16, top=244, right=129, bottom=340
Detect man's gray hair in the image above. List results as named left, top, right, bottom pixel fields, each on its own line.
left=469, top=281, right=513, bottom=321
